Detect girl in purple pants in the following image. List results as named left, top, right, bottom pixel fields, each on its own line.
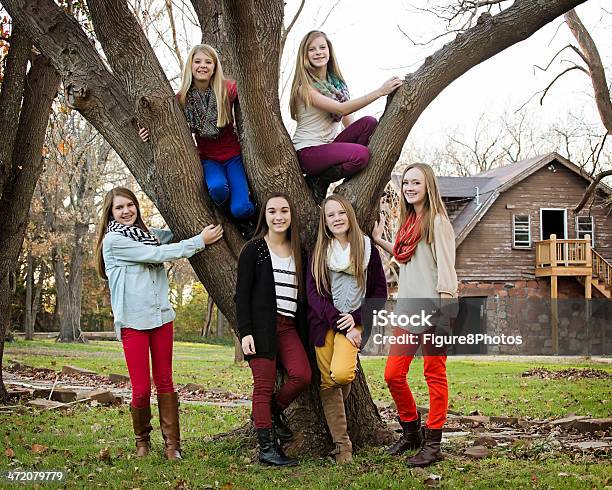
left=289, top=30, right=403, bottom=203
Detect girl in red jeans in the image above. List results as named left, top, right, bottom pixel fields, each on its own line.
left=235, top=193, right=311, bottom=466
left=289, top=30, right=402, bottom=203
left=95, top=187, right=223, bottom=459
left=373, top=163, right=458, bottom=467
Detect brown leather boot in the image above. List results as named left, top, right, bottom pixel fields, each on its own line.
left=320, top=387, right=352, bottom=464
left=130, top=404, right=152, bottom=457
left=157, top=392, right=182, bottom=460
left=407, top=428, right=443, bottom=467
left=386, top=413, right=423, bottom=456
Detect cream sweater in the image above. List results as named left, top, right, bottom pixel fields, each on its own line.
left=397, top=215, right=458, bottom=299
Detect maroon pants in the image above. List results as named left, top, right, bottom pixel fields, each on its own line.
left=248, top=315, right=311, bottom=429
left=297, top=116, right=378, bottom=176
left=121, top=321, right=175, bottom=408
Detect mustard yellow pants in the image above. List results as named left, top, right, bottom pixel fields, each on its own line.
left=315, top=327, right=361, bottom=390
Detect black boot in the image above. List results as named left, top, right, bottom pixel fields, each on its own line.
left=407, top=428, right=443, bottom=467
left=235, top=216, right=257, bottom=240
left=386, top=414, right=423, bottom=456
left=304, top=166, right=345, bottom=205
left=256, top=428, right=298, bottom=467
left=271, top=396, right=293, bottom=442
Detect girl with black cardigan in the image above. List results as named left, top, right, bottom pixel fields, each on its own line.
left=234, top=193, right=311, bottom=466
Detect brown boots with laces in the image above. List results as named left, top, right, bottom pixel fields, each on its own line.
left=385, top=412, right=444, bottom=467
left=129, top=392, right=182, bottom=460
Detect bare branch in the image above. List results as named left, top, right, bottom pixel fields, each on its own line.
left=574, top=167, right=612, bottom=213
left=280, top=0, right=305, bottom=52
left=539, top=65, right=589, bottom=105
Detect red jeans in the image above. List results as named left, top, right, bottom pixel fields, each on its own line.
left=121, top=321, right=175, bottom=408
left=248, top=315, right=311, bottom=429
left=384, top=329, right=448, bottom=429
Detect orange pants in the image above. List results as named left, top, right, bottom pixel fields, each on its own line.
left=384, top=352, right=448, bottom=429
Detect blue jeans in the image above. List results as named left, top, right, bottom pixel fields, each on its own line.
left=202, top=154, right=255, bottom=220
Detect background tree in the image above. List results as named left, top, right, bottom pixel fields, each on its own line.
left=0, top=21, right=60, bottom=401
left=1, top=0, right=588, bottom=451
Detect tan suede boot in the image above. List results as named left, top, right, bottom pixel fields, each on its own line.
left=341, top=383, right=352, bottom=401
left=130, top=404, right=152, bottom=457
left=157, top=392, right=182, bottom=460
left=320, top=387, right=352, bottom=464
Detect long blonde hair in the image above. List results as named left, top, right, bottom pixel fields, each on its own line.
left=177, top=44, right=231, bottom=128
left=95, top=187, right=150, bottom=280
left=289, top=30, right=346, bottom=120
left=311, top=194, right=366, bottom=296
left=399, top=163, right=449, bottom=244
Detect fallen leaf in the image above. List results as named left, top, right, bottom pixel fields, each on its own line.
left=5, top=448, right=15, bottom=458
left=99, top=447, right=111, bottom=463
left=31, top=444, right=48, bottom=453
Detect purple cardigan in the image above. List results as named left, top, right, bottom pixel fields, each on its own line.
left=307, top=241, right=387, bottom=347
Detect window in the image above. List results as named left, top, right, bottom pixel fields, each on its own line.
left=576, top=216, right=595, bottom=246
left=513, top=214, right=531, bottom=248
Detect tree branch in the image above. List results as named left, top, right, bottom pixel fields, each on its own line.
left=340, top=0, right=588, bottom=228
left=564, top=9, right=612, bottom=134
left=574, top=168, right=612, bottom=213
left=0, top=22, right=31, bottom=197
left=539, top=65, right=589, bottom=105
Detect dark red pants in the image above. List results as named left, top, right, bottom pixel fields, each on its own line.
left=248, top=315, right=311, bottom=429
left=384, top=328, right=448, bottom=429
left=121, top=321, right=175, bottom=408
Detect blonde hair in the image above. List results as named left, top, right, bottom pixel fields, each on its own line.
left=399, top=163, right=449, bottom=244
left=95, top=187, right=150, bottom=280
left=289, top=31, right=346, bottom=120
left=177, top=44, right=231, bottom=128
left=311, top=194, right=366, bottom=296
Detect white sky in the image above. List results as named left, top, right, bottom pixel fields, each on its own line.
left=278, top=0, right=611, bottom=153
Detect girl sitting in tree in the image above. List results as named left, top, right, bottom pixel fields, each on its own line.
left=289, top=30, right=402, bottom=203
left=140, top=44, right=255, bottom=236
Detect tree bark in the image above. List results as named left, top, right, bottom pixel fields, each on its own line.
left=0, top=26, right=60, bottom=401
left=24, top=247, right=34, bottom=340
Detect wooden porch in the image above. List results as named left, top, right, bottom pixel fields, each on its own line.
left=535, top=234, right=612, bottom=298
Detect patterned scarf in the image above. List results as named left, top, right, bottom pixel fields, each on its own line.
left=393, top=212, right=422, bottom=264
left=184, top=86, right=221, bottom=139
left=107, top=219, right=160, bottom=246
left=313, top=73, right=350, bottom=122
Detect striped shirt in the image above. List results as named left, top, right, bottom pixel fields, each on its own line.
left=269, top=250, right=298, bottom=317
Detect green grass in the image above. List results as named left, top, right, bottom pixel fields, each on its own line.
left=2, top=340, right=610, bottom=488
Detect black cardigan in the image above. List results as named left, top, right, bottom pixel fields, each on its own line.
left=234, top=238, right=309, bottom=360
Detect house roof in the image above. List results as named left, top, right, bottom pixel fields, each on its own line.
left=390, top=152, right=612, bottom=246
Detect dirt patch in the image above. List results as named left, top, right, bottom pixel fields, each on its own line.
left=521, top=367, right=611, bottom=380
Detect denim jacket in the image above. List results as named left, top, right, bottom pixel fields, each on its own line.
left=102, top=228, right=205, bottom=340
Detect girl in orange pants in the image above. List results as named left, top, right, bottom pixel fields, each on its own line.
left=373, top=163, right=458, bottom=467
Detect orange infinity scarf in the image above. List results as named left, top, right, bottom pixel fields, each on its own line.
left=393, top=212, right=422, bottom=264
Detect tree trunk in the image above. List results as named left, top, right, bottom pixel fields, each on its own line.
left=201, top=294, right=214, bottom=337
left=24, top=247, right=34, bottom=340
left=0, top=22, right=60, bottom=402
left=233, top=333, right=244, bottom=364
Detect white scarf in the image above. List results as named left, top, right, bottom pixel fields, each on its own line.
left=327, top=235, right=371, bottom=275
